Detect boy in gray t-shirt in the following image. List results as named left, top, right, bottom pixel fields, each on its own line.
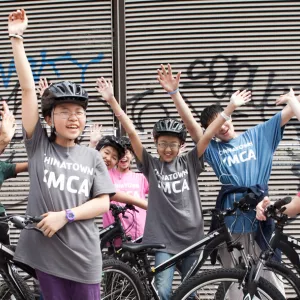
left=10, top=9, right=115, bottom=299
left=96, top=63, right=251, bottom=299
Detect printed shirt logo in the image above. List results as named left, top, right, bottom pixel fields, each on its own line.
left=43, top=155, right=93, bottom=197
left=219, top=142, right=257, bottom=167
left=154, top=169, right=190, bottom=194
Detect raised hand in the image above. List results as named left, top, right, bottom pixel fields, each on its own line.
left=0, top=101, right=16, bottom=144
left=275, top=88, right=299, bottom=106
left=96, top=77, right=114, bottom=102
left=37, top=77, right=49, bottom=97
left=8, top=9, right=28, bottom=36
left=89, top=123, right=102, bottom=148
left=157, top=64, right=181, bottom=93
left=230, top=89, right=252, bottom=107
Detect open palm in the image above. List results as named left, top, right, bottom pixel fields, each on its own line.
left=157, top=64, right=180, bottom=93
left=8, top=9, right=28, bottom=35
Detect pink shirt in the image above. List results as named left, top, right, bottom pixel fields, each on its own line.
left=297, top=191, right=300, bottom=197
left=103, top=168, right=149, bottom=242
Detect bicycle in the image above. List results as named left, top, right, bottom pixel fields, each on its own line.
left=171, top=196, right=300, bottom=300
left=103, top=196, right=257, bottom=299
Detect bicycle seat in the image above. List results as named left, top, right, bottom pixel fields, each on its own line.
left=121, top=242, right=166, bottom=253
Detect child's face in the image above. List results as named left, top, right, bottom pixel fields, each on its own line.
left=156, top=135, right=181, bottom=163
left=100, top=146, right=119, bottom=169
left=209, top=114, right=235, bottom=142
left=48, top=103, right=86, bottom=146
left=118, top=149, right=133, bottom=171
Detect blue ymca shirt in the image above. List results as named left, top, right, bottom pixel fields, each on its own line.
left=205, top=112, right=284, bottom=233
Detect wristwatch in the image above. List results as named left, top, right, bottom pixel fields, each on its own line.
left=65, top=209, right=75, bottom=223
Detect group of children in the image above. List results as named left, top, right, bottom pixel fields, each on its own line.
left=3, top=7, right=299, bottom=300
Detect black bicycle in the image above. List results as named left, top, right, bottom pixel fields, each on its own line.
left=171, top=196, right=300, bottom=300
left=102, top=196, right=260, bottom=299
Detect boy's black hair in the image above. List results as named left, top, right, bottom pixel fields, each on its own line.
left=200, top=104, right=223, bottom=129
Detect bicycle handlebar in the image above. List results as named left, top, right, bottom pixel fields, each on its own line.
left=202, top=194, right=255, bottom=217
left=264, top=196, right=293, bottom=220
left=1, top=215, right=44, bottom=230
left=110, top=203, right=139, bottom=218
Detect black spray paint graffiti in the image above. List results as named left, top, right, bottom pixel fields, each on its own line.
left=129, top=55, right=290, bottom=129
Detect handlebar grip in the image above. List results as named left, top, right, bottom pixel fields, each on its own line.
left=202, top=209, right=212, bottom=215
left=274, top=197, right=292, bottom=210
left=32, top=216, right=44, bottom=223
left=10, top=216, right=26, bottom=229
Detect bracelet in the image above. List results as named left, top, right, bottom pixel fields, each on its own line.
left=220, top=111, right=230, bottom=121
left=167, top=88, right=179, bottom=95
left=115, top=110, right=124, bottom=117
left=9, top=34, right=24, bottom=41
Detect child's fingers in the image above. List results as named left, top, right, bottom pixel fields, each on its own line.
left=167, top=64, right=173, bottom=77
left=161, top=64, right=168, bottom=76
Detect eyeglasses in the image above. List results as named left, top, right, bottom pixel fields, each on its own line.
left=54, top=111, right=86, bottom=120
left=157, top=142, right=181, bottom=150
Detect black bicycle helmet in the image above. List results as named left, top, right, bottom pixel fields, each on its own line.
left=41, top=81, right=88, bottom=117
left=153, top=118, right=187, bottom=143
left=96, top=135, right=126, bottom=160
left=119, top=136, right=134, bottom=153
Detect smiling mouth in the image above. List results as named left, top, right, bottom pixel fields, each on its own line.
left=67, top=125, right=79, bottom=129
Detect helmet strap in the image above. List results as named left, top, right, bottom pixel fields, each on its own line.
left=51, top=109, right=55, bottom=130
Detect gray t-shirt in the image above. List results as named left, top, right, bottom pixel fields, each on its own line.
left=137, top=147, right=205, bottom=254
left=14, top=120, right=115, bottom=284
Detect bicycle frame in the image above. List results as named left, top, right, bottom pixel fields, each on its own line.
left=135, top=221, right=248, bottom=300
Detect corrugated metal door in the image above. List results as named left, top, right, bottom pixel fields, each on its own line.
left=0, top=0, right=113, bottom=242
left=125, top=0, right=300, bottom=295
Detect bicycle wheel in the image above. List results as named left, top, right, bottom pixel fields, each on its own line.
left=264, top=260, right=300, bottom=299
left=171, top=268, right=285, bottom=300
left=0, top=272, right=35, bottom=300
left=101, top=258, right=146, bottom=300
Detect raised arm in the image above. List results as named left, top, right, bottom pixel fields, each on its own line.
left=0, top=101, right=16, bottom=154
left=157, top=64, right=203, bottom=143
left=8, top=9, right=39, bottom=138
left=276, top=88, right=300, bottom=123
left=196, top=90, right=251, bottom=157
left=96, top=77, right=144, bottom=162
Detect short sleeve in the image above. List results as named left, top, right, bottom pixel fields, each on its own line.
left=186, top=147, right=205, bottom=175
left=0, top=162, right=16, bottom=180
left=92, top=154, right=116, bottom=198
left=23, top=119, right=48, bottom=158
left=135, top=148, right=151, bottom=177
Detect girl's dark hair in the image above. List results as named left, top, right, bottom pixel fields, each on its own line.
left=200, top=104, right=223, bottom=129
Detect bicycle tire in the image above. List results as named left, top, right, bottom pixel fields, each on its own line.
left=264, top=260, right=300, bottom=299
left=101, top=258, right=146, bottom=300
left=0, top=272, right=35, bottom=300
left=171, top=268, right=285, bottom=300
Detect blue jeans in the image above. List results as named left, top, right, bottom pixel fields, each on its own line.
left=155, top=251, right=197, bottom=300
